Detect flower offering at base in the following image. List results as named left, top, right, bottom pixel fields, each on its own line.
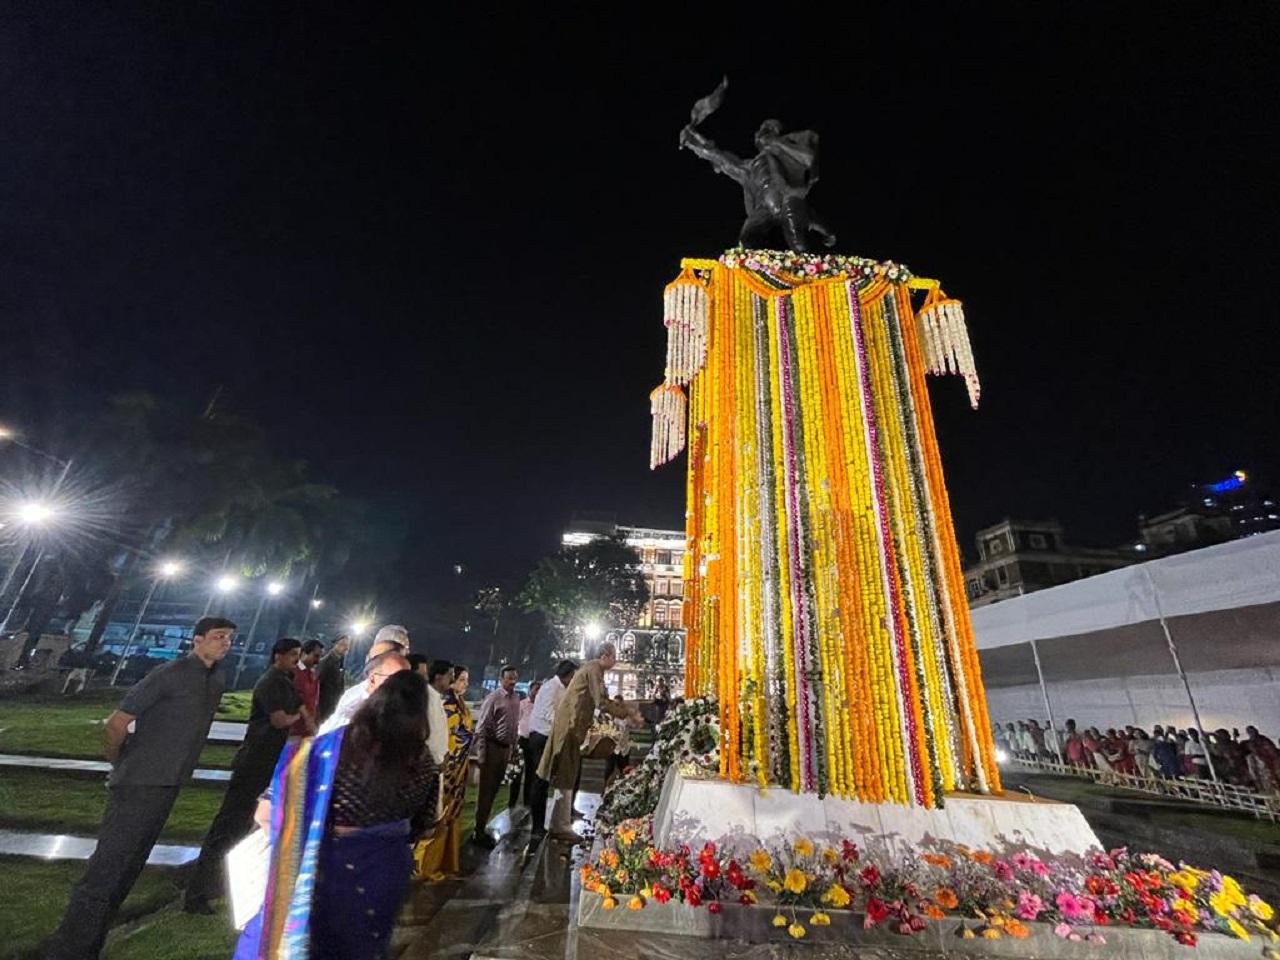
left=582, top=817, right=1279, bottom=948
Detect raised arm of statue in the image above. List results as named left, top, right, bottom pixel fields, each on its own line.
left=680, top=126, right=748, bottom=185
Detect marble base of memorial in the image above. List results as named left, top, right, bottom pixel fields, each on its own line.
left=652, top=767, right=1102, bottom=859
left=576, top=894, right=1257, bottom=959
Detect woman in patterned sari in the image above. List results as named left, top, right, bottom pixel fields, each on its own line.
left=233, top=670, right=438, bottom=960
left=414, top=665, right=473, bottom=880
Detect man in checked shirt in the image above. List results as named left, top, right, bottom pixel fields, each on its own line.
left=470, top=664, right=521, bottom=848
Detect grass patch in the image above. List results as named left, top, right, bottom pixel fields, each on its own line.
left=105, top=905, right=238, bottom=960
left=0, top=689, right=243, bottom=766
left=0, top=855, right=181, bottom=960
left=215, top=691, right=252, bottom=723
left=0, top=768, right=225, bottom=842
left=0, top=690, right=121, bottom=759
left=457, top=781, right=507, bottom=839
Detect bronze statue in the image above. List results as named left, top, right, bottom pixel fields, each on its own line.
left=679, top=78, right=836, bottom=253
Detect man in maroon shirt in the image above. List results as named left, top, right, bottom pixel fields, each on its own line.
left=471, top=665, right=521, bottom=849
left=290, top=639, right=324, bottom=739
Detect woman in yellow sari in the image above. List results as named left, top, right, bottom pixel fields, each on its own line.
left=414, top=666, right=473, bottom=880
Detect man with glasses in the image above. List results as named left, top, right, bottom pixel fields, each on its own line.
left=317, top=624, right=409, bottom=734
left=317, top=646, right=412, bottom=735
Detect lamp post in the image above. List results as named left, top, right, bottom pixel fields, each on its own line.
left=0, top=501, right=60, bottom=638
left=233, top=580, right=284, bottom=689
left=110, top=559, right=185, bottom=686
left=299, top=583, right=322, bottom=637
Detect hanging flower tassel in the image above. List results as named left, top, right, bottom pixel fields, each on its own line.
left=916, top=290, right=980, bottom=409
left=663, top=269, right=710, bottom=386
left=649, top=384, right=687, bottom=469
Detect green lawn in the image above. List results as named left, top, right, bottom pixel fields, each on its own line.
left=105, top=906, right=238, bottom=960
left=0, top=768, right=226, bottom=842
left=0, top=685, right=508, bottom=957
left=215, top=690, right=252, bottom=723
left=0, top=689, right=242, bottom=767
left=0, top=856, right=182, bottom=960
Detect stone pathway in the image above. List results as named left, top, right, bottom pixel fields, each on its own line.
left=0, top=752, right=231, bottom=781
left=207, top=720, right=246, bottom=742
left=0, top=827, right=198, bottom=865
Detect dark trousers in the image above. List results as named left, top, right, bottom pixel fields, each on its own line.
left=507, top=736, right=536, bottom=808
left=46, top=785, right=180, bottom=960
left=184, top=767, right=267, bottom=906
left=527, top=731, right=550, bottom=835
left=472, top=743, right=510, bottom=839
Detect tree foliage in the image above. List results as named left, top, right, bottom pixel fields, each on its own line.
left=517, top=535, right=649, bottom=647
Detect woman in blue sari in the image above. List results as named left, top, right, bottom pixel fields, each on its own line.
left=234, top=670, right=439, bottom=960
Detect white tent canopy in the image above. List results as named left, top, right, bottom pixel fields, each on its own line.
left=970, top=529, right=1280, bottom=650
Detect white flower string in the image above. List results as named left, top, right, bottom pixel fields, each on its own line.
left=915, top=291, right=980, bottom=409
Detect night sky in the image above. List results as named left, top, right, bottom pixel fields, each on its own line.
left=2, top=5, right=1277, bottom=622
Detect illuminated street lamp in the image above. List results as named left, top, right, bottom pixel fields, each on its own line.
left=15, top=502, right=55, bottom=526
left=350, top=619, right=371, bottom=637
left=111, top=558, right=187, bottom=685
left=234, top=579, right=287, bottom=688
left=0, top=501, right=68, bottom=639
left=298, top=585, right=324, bottom=638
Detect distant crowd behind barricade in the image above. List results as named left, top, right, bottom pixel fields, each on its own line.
left=995, top=717, right=1280, bottom=793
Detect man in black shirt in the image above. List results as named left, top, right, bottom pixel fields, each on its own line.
left=315, top=633, right=350, bottom=723
left=45, top=616, right=235, bottom=960
left=183, top=636, right=303, bottom=913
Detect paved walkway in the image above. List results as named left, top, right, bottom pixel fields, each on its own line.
left=0, top=752, right=231, bottom=781
left=0, top=827, right=198, bottom=865
left=208, top=720, right=246, bottom=742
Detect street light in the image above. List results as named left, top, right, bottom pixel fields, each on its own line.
left=0, top=501, right=68, bottom=638
left=234, top=579, right=286, bottom=688
left=584, top=621, right=604, bottom=641
left=110, top=558, right=187, bottom=685
left=311, top=598, right=324, bottom=609
left=350, top=619, right=371, bottom=636
left=217, top=575, right=240, bottom=593
left=15, top=502, right=55, bottom=525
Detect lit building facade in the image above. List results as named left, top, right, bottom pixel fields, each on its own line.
left=1139, top=469, right=1280, bottom=556
left=561, top=520, right=686, bottom=699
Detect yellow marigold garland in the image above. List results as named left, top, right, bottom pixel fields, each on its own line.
left=668, top=253, right=999, bottom=805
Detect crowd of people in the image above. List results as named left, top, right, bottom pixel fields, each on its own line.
left=44, top=616, right=643, bottom=960
left=997, top=717, right=1280, bottom=793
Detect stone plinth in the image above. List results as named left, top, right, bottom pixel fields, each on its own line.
left=652, top=768, right=1101, bottom=858
left=577, top=893, right=1256, bottom=959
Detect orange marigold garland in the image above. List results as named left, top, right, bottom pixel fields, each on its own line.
left=655, top=249, right=997, bottom=805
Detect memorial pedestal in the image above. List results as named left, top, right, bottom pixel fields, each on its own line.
left=652, top=767, right=1101, bottom=858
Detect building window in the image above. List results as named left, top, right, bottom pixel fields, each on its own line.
left=1029, top=533, right=1047, bottom=549
left=988, top=539, right=1004, bottom=555
left=995, top=565, right=1009, bottom=586
left=670, top=600, right=683, bottom=627
left=653, top=600, right=668, bottom=627
left=655, top=550, right=672, bottom=566
left=669, top=580, right=683, bottom=597
left=654, top=579, right=668, bottom=595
